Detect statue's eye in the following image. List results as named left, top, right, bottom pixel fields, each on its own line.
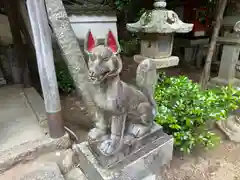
left=89, top=54, right=97, bottom=61
left=102, top=57, right=109, bottom=61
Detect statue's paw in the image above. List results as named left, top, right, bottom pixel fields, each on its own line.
left=88, top=128, right=107, bottom=140
left=99, top=138, right=119, bottom=156
left=127, top=124, right=151, bottom=138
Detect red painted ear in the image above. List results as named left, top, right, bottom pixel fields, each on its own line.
left=106, top=30, right=119, bottom=53
left=85, top=30, right=96, bottom=52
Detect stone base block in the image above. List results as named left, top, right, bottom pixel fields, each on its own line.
left=88, top=123, right=164, bottom=169
left=134, top=55, right=179, bottom=69
left=74, top=132, right=173, bottom=180
left=209, top=77, right=240, bottom=88
left=217, top=115, right=240, bottom=143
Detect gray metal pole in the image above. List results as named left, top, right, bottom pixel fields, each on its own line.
left=26, top=0, right=65, bottom=138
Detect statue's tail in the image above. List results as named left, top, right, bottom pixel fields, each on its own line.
left=136, top=59, right=158, bottom=117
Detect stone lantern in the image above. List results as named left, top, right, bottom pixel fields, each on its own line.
left=211, top=21, right=240, bottom=143
left=210, top=21, right=240, bottom=87
left=127, top=0, right=193, bottom=69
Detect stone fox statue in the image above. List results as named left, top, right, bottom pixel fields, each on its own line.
left=85, top=30, right=157, bottom=156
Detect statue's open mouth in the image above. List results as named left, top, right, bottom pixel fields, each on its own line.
left=89, top=71, right=110, bottom=84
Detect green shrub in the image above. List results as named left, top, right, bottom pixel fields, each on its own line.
left=120, top=37, right=140, bottom=56
left=154, top=74, right=240, bottom=153
left=55, top=61, right=75, bottom=93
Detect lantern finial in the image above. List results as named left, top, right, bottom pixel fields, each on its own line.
left=154, top=0, right=166, bottom=9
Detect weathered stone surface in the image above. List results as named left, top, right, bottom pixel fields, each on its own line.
left=209, top=21, right=240, bottom=87
left=65, top=168, right=88, bottom=180
left=134, top=55, right=179, bottom=69
left=217, top=115, right=240, bottom=142
left=17, top=162, right=65, bottom=180
left=36, top=149, right=76, bottom=175
left=0, top=133, right=71, bottom=173
left=74, top=132, right=173, bottom=180
left=0, top=86, right=45, bottom=153
left=85, top=31, right=158, bottom=157
left=127, top=0, right=193, bottom=33
left=217, top=45, right=239, bottom=81
left=143, top=174, right=158, bottom=180
left=23, top=87, right=49, bottom=134
left=209, top=77, right=240, bottom=87
left=140, top=34, right=174, bottom=59
left=58, top=149, right=75, bottom=174
left=88, top=123, right=164, bottom=168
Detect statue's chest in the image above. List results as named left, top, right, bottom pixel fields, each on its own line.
left=94, top=85, right=122, bottom=111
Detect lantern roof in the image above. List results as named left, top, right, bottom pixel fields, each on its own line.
left=127, top=0, right=193, bottom=34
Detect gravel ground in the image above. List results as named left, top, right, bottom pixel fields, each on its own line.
left=162, top=138, right=240, bottom=180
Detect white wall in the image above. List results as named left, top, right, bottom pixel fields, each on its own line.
left=69, top=15, right=118, bottom=42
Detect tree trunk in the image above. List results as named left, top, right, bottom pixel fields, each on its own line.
left=4, top=0, right=31, bottom=87
left=199, top=0, right=228, bottom=90
left=45, top=0, right=99, bottom=123
left=18, top=0, right=34, bottom=51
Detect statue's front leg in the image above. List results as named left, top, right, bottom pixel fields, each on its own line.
left=88, top=109, right=108, bottom=140
left=99, top=114, right=126, bottom=156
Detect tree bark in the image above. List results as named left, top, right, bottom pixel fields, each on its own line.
left=199, top=0, right=228, bottom=90
left=4, top=0, right=31, bottom=87
left=18, top=0, right=34, bottom=51
left=45, top=0, right=99, bottom=123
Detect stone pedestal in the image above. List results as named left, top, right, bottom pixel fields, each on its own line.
left=74, top=124, right=173, bottom=180
left=217, top=115, right=240, bottom=142
left=209, top=38, right=240, bottom=87
left=209, top=77, right=240, bottom=87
